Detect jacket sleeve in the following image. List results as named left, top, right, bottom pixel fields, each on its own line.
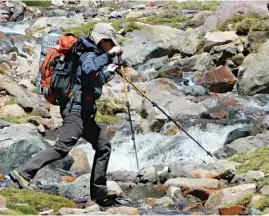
left=80, top=51, right=114, bottom=74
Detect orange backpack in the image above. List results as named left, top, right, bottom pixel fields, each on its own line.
left=37, top=34, right=81, bottom=106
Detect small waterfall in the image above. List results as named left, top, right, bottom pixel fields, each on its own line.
left=81, top=123, right=246, bottom=172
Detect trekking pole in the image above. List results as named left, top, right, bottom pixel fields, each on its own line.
left=118, top=56, right=140, bottom=170
left=115, top=67, right=214, bottom=158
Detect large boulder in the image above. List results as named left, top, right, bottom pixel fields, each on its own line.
left=0, top=124, right=49, bottom=174
left=196, top=66, right=237, bottom=93
left=214, top=131, right=269, bottom=159
left=205, top=184, right=256, bottom=209
left=0, top=104, right=26, bottom=117
left=122, top=25, right=187, bottom=67
left=164, top=177, right=220, bottom=190
left=69, top=147, right=91, bottom=175
left=57, top=173, right=124, bottom=201
left=238, top=40, right=269, bottom=95
left=0, top=74, right=37, bottom=112
left=204, top=31, right=238, bottom=52
left=203, top=1, right=268, bottom=32
left=142, top=78, right=206, bottom=118
left=27, top=15, right=84, bottom=38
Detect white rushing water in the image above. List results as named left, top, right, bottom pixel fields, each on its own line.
left=82, top=123, right=246, bottom=172
left=0, top=22, right=31, bottom=35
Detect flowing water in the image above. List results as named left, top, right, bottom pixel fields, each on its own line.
left=2, top=20, right=268, bottom=172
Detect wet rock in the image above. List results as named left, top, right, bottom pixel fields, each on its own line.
left=183, top=85, right=208, bottom=97
left=205, top=184, right=256, bottom=210
left=260, top=185, right=269, bottom=195
left=191, top=169, right=219, bottom=179
left=157, top=65, right=182, bottom=79
left=215, top=132, right=269, bottom=159
left=69, top=147, right=91, bottom=175
left=204, top=31, right=238, bottom=52
left=237, top=170, right=264, bottom=181
left=163, top=124, right=180, bottom=136
left=106, top=206, right=139, bottom=215
left=201, top=97, right=227, bottom=119
left=58, top=173, right=123, bottom=201
left=147, top=107, right=169, bottom=132
left=135, top=56, right=168, bottom=76
left=11, top=6, right=24, bottom=21
left=122, top=25, right=187, bottom=66
left=129, top=185, right=165, bottom=199
left=0, top=38, right=13, bottom=55
left=197, top=66, right=237, bottom=93
left=108, top=171, right=137, bottom=182
left=168, top=161, right=197, bottom=178
left=224, top=125, right=259, bottom=145
left=164, top=178, right=220, bottom=191
left=179, top=53, right=214, bottom=72
left=138, top=165, right=165, bottom=184
left=0, top=124, right=49, bottom=174
left=238, top=40, right=269, bottom=95
left=218, top=205, right=245, bottom=215
left=0, top=104, right=26, bottom=117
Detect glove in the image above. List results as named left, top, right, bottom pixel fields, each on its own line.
left=103, top=64, right=118, bottom=82
left=108, top=46, right=123, bottom=56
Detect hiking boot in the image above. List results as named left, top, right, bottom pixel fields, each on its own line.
left=91, top=188, right=117, bottom=201
left=9, top=170, right=33, bottom=191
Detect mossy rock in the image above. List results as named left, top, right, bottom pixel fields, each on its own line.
left=228, top=147, right=269, bottom=174
left=0, top=187, right=75, bottom=215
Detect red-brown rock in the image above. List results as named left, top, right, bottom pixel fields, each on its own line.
left=197, top=66, right=236, bottom=93
left=191, top=169, right=219, bottom=179
left=218, top=205, right=245, bottom=215
left=60, top=176, right=76, bottom=183
left=182, top=203, right=203, bottom=212
left=0, top=173, right=5, bottom=180
left=106, top=206, right=139, bottom=215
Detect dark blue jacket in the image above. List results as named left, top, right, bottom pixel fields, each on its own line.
left=66, top=37, right=114, bottom=111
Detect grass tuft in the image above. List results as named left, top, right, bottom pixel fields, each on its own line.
left=220, top=13, right=269, bottom=35
left=228, top=147, right=269, bottom=174
left=21, top=0, right=52, bottom=7
left=0, top=69, right=7, bottom=75
left=145, top=12, right=189, bottom=28
left=165, top=0, right=219, bottom=11
left=0, top=187, right=75, bottom=214
left=223, top=194, right=254, bottom=208
left=0, top=115, right=30, bottom=124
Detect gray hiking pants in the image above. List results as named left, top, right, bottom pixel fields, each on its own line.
left=17, top=107, right=111, bottom=195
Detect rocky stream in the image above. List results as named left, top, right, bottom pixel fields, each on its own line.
left=1, top=0, right=269, bottom=215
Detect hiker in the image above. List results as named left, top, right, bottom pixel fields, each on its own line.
left=9, top=23, right=123, bottom=202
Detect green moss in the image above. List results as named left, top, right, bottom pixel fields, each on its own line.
left=223, top=194, right=254, bottom=208
left=21, top=0, right=52, bottom=7
left=95, top=112, right=118, bottom=123
left=96, top=97, right=126, bottom=114
left=0, top=69, right=6, bottom=75
left=251, top=42, right=263, bottom=53
left=65, top=21, right=98, bottom=37
left=0, top=188, right=75, bottom=214
left=6, top=204, right=37, bottom=215
left=231, top=54, right=245, bottom=65
left=0, top=115, right=30, bottom=124
left=145, top=12, right=189, bottom=28
left=228, top=147, right=269, bottom=174
left=209, top=28, right=221, bottom=33
left=220, top=13, right=269, bottom=35
left=197, top=33, right=205, bottom=54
